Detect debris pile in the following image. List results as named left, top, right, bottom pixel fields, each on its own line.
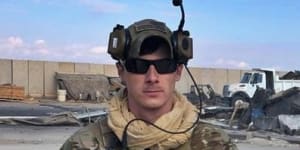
left=183, top=84, right=225, bottom=108
left=280, top=70, right=300, bottom=80
left=184, top=84, right=300, bottom=143
left=248, top=87, right=300, bottom=135
left=56, top=73, right=123, bottom=102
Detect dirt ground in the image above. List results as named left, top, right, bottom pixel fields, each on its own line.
left=0, top=125, right=78, bottom=150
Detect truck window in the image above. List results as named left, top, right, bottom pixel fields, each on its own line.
left=240, top=73, right=252, bottom=83
left=251, top=73, right=262, bottom=84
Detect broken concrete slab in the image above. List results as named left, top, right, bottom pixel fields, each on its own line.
left=279, top=115, right=300, bottom=136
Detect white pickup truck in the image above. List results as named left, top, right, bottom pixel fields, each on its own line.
left=223, top=68, right=300, bottom=106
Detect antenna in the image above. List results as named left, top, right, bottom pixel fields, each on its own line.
left=172, top=0, right=185, bottom=31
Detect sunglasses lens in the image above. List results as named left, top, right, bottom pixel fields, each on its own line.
left=154, top=59, right=177, bottom=74
left=125, top=59, right=149, bottom=74
left=125, top=59, right=177, bottom=74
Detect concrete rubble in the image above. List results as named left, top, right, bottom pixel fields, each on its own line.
left=183, top=84, right=300, bottom=145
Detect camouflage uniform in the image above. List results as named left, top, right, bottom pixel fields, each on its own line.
left=60, top=117, right=237, bottom=150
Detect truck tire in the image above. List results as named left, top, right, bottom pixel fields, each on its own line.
left=231, top=95, right=246, bottom=107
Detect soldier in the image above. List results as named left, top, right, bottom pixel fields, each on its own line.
left=60, top=19, right=237, bottom=150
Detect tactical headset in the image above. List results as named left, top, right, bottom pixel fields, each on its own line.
left=107, top=19, right=193, bottom=64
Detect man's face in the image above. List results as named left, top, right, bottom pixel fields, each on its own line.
left=117, top=49, right=183, bottom=112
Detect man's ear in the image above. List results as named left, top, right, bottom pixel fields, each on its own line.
left=175, top=64, right=184, bottom=81
left=116, top=62, right=123, bottom=72
left=116, top=62, right=126, bottom=84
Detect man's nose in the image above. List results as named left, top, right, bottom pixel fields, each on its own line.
left=145, top=65, right=159, bottom=83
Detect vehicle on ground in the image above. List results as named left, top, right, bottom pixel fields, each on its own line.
left=223, top=68, right=300, bottom=106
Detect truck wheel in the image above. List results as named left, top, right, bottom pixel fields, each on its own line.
left=231, top=95, right=246, bottom=107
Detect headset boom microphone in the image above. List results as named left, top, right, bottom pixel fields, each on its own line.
left=172, top=0, right=185, bottom=31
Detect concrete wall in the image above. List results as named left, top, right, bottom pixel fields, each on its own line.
left=58, top=62, right=74, bottom=73
left=28, top=61, right=44, bottom=97
left=12, top=60, right=29, bottom=95
left=90, top=64, right=104, bottom=74
left=176, top=67, right=245, bottom=94
left=0, top=59, right=12, bottom=84
left=227, top=69, right=242, bottom=84
left=103, top=64, right=119, bottom=77
left=45, top=62, right=59, bottom=98
left=0, top=58, right=264, bottom=98
left=75, top=63, right=90, bottom=73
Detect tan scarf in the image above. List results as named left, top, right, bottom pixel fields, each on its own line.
left=107, top=89, right=198, bottom=149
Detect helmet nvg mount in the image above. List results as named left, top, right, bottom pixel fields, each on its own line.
left=107, top=0, right=193, bottom=64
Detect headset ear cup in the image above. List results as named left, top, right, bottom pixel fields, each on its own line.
left=108, top=25, right=127, bottom=60
left=172, top=31, right=193, bottom=64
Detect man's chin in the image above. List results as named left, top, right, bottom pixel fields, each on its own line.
left=141, top=100, right=165, bottom=109
left=143, top=91, right=163, bottom=98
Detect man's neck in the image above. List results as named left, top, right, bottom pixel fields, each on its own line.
left=128, top=101, right=173, bottom=123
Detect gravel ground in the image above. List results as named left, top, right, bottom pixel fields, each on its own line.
left=0, top=125, right=79, bottom=150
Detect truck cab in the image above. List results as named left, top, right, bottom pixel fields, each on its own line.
left=223, top=68, right=276, bottom=106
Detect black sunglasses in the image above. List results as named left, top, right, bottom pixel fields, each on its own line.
left=124, top=58, right=177, bottom=74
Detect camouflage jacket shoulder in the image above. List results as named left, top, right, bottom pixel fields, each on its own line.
left=60, top=116, right=121, bottom=150
left=60, top=117, right=238, bottom=150
left=190, top=123, right=238, bottom=150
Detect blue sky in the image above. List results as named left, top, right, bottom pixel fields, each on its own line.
left=0, top=0, right=299, bottom=71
